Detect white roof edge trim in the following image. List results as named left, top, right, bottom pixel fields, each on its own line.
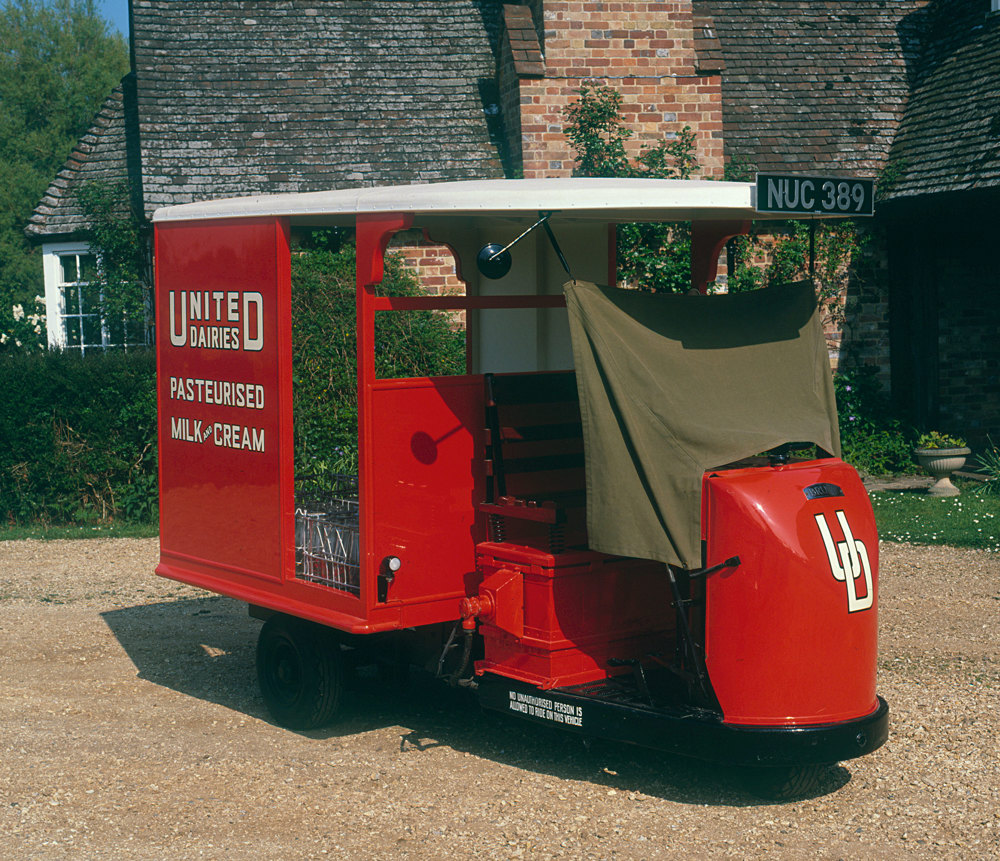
left=152, top=178, right=760, bottom=223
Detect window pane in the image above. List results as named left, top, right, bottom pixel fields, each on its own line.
left=79, top=255, right=97, bottom=282
left=65, top=318, right=82, bottom=347
left=81, top=313, right=102, bottom=346
left=108, top=314, right=125, bottom=346
left=80, top=283, right=102, bottom=312
left=124, top=316, right=147, bottom=346
left=64, top=282, right=81, bottom=312
left=60, top=255, right=78, bottom=284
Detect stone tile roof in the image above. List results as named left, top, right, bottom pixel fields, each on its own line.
left=698, top=0, right=927, bottom=178
left=25, top=85, right=130, bottom=239
left=886, top=3, right=1000, bottom=199
left=131, top=0, right=505, bottom=217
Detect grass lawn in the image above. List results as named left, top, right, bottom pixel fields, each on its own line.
left=870, top=485, right=1000, bottom=552
left=0, top=522, right=159, bottom=541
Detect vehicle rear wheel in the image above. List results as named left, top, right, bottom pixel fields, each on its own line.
left=256, top=615, right=342, bottom=729
left=742, top=764, right=826, bottom=800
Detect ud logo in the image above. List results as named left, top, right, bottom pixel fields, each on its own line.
left=815, top=510, right=874, bottom=613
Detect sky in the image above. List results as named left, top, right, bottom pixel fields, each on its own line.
left=98, top=0, right=129, bottom=36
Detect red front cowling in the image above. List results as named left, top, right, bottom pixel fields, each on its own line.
left=702, top=459, right=879, bottom=726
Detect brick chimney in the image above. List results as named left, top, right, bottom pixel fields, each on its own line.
left=498, top=1, right=724, bottom=178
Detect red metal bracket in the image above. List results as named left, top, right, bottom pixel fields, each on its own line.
left=690, top=220, right=751, bottom=294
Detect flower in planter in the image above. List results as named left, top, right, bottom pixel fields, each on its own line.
left=915, top=431, right=967, bottom=451
left=914, top=432, right=970, bottom=497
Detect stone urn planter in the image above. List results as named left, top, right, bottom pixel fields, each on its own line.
left=913, top=446, right=971, bottom=497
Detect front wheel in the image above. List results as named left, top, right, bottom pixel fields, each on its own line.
left=256, top=615, right=342, bottom=729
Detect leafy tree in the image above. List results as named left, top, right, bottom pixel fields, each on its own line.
left=564, top=86, right=701, bottom=292
left=0, top=0, right=128, bottom=318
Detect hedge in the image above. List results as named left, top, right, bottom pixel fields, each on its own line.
left=290, top=244, right=465, bottom=490
left=0, top=349, right=158, bottom=524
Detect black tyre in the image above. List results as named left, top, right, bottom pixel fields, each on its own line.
left=742, top=764, right=826, bottom=801
left=256, top=615, right=342, bottom=730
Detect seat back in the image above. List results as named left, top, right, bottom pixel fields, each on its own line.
left=484, top=371, right=585, bottom=510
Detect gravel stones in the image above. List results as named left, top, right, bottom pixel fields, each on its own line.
left=1, top=538, right=998, bottom=858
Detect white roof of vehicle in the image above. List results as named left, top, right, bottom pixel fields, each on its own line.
left=152, top=177, right=796, bottom=225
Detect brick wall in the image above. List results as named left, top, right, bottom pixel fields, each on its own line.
left=933, top=241, right=1000, bottom=441
left=391, top=233, right=466, bottom=297
left=390, top=232, right=467, bottom=328
left=721, top=225, right=892, bottom=385
left=500, top=1, right=724, bottom=178
left=837, top=231, right=891, bottom=387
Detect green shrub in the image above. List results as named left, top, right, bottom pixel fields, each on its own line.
left=563, top=85, right=700, bottom=293
left=291, top=242, right=465, bottom=492
left=0, top=349, right=157, bottom=524
left=834, top=366, right=915, bottom=475
left=974, top=437, right=1000, bottom=495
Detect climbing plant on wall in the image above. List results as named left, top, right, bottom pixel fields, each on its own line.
left=77, top=179, right=151, bottom=344
left=563, top=85, right=700, bottom=293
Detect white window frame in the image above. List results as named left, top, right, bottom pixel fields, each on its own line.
left=42, top=241, right=96, bottom=351
left=42, top=241, right=150, bottom=353
left=993, top=0, right=1000, bottom=13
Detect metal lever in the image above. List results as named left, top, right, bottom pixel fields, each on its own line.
left=686, top=556, right=741, bottom=580
left=541, top=216, right=571, bottom=275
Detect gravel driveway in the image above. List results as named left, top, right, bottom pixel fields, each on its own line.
left=1, top=538, right=998, bottom=859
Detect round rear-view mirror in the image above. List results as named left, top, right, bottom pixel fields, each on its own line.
left=476, top=243, right=512, bottom=279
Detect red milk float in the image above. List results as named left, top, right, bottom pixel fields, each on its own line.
left=154, top=177, right=887, bottom=796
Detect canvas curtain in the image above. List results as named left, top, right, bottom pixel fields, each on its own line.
left=564, top=279, right=840, bottom=569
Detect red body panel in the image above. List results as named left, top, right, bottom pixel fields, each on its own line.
left=155, top=219, right=400, bottom=631
left=156, top=218, right=294, bottom=587
left=155, top=217, right=486, bottom=632
left=702, top=460, right=879, bottom=726
left=369, top=376, right=486, bottom=625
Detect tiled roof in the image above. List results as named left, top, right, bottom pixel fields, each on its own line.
left=886, top=3, right=1000, bottom=199
left=131, top=0, right=505, bottom=217
left=698, top=1, right=927, bottom=178
left=25, top=85, right=130, bottom=239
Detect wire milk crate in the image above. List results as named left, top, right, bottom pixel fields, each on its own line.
left=294, top=475, right=360, bottom=596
